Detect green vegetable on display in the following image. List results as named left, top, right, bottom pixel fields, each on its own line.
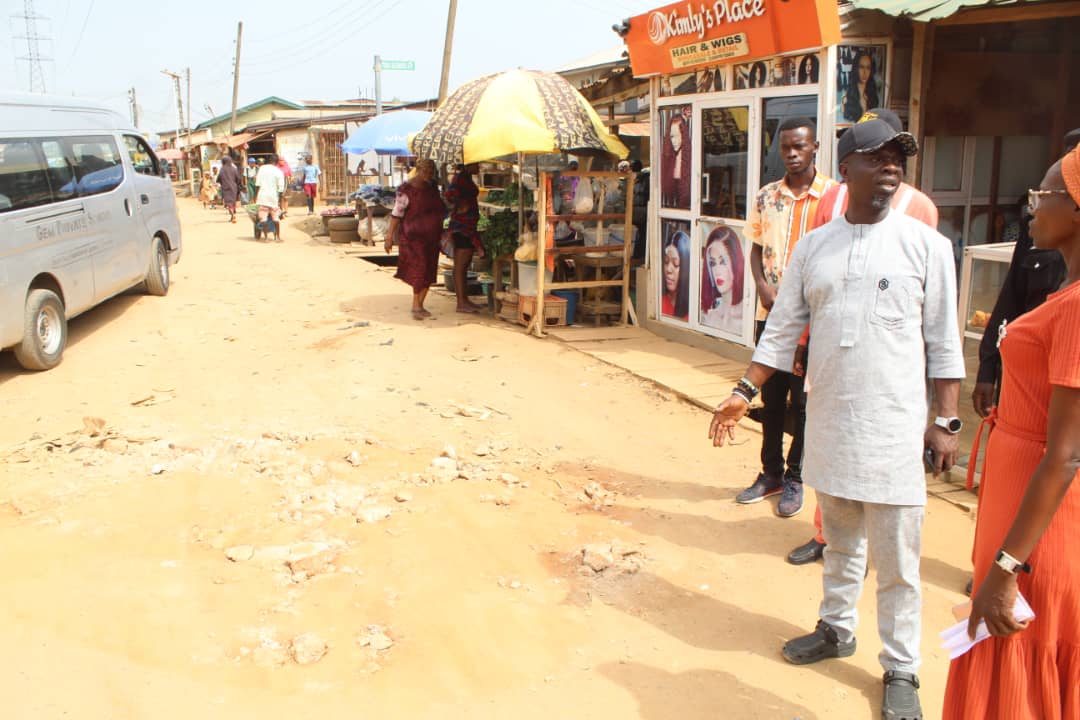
left=481, top=209, right=519, bottom=259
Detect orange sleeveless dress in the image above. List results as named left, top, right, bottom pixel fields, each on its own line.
left=942, top=280, right=1080, bottom=719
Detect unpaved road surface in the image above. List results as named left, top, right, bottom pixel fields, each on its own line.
left=0, top=198, right=975, bottom=719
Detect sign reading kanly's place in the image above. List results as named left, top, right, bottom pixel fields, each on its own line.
left=623, top=0, right=841, bottom=76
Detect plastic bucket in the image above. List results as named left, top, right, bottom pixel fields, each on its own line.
left=516, top=261, right=553, bottom=296
left=551, top=290, right=578, bottom=325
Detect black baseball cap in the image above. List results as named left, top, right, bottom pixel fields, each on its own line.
left=838, top=118, right=918, bottom=161
left=833, top=107, right=903, bottom=139
left=857, top=108, right=902, bottom=133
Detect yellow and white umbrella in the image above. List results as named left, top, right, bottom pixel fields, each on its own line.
left=409, top=69, right=628, bottom=166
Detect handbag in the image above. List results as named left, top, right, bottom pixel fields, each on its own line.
left=439, top=229, right=455, bottom=258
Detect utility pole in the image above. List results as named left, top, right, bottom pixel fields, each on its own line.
left=229, top=22, right=243, bottom=135
left=374, top=55, right=383, bottom=115
left=185, top=67, right=192, bottom=149
left=437, top=0, right=458, bottom=105
left=161, top=70, right=184, bottom=140
left=128, top=87, right=138, bottom=128
left=162, top=69, right=187, bottom=185
left=12, top=0, right=52, bottom=93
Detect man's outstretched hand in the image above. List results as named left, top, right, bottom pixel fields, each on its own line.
left=709, top=395, right=749, bottom=447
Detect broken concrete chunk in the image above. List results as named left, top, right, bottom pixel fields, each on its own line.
left=289, top=632, right=328, bottom=664
left=225, top=545, right=255, bottom=562
left=582, top=544, right=615, bottom=573
left=357, top=506, right=393, bottom=524
left=357, top=625, right=394, bottom=651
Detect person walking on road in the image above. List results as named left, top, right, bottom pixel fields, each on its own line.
left=245, top=157, right=259, bottom=203
left=736, top=117, right=835, bottom=518
left=254, top=153, right=285, bottom=243
left=301, top=155, right=321, bottom=215
left=216, top=156, right=243, bottom=224
left=385, top=159, right=446, bottom=320
left=276, top=155, right=293, bottom=218
left=709, top=119, right=965, bottom=720
left=941, top=141, right=1080, bottom=720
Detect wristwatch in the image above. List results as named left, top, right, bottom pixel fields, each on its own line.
left=934, top=416, right=963, bottom=434
left=994, top=549, right=1031, bottom=575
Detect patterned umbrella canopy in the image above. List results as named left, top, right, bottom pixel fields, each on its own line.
left=409, top=69, right=628, bottom=166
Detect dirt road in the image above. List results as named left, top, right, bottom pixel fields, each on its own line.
left=0, top=198, right=975, bottom=719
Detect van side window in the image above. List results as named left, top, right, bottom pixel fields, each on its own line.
left=123, top=135, right=159, bottom=176
left=40, top=140, right=77, bottom=203
left=69, top=136, right=124, bottom=196
left=0, top=139, right=52, bottom=212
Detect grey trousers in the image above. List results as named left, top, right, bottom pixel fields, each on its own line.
left=817, top=491, right=925, bottom=674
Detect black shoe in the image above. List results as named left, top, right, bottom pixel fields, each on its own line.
left=735, top=472, right=783, bottom=504
left=787, top=538, right=826, bottom=565
left=777, top=478, right=804, bottom=517
left=782, top=620, right=856, bottom=665
left=882, top=671, right=922, bottom=720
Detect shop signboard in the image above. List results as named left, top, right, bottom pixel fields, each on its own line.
left=623, top=0, right=841, bottom=77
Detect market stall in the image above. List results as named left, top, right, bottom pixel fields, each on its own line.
left=340, top=111, right=434, bottom=245
left=409, top=68, right=630, bottom=335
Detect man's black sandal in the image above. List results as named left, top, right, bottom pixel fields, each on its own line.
left=781, top=620, right=856, bottom=665
left=882, top=670, right=922, bottom=720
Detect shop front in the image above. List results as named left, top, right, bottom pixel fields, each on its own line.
left=623, top=0, right=843, bottom=350
left=620, top=0, right=1079, bottom=470
left=624, top=1, right=1078, bottom=354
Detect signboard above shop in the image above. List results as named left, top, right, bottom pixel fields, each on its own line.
left=623, top=0, right=841, bottom=77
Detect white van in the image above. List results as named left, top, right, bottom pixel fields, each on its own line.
left=0, top=92, right=181, bottom=370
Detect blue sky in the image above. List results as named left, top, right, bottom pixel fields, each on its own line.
left=0, top=0, right=660, bottom=134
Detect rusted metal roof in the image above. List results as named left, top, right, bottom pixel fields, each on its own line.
left=845, top=0, right=1023, bottom=21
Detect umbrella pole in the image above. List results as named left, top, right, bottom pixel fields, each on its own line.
left=517, top=151, right=524, bottom=244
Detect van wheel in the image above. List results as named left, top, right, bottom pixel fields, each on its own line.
left=14, top=289, right=67, bottom=371
left=144, top=237, right=169, bottom=296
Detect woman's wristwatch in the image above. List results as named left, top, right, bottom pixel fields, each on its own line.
left=994, top=549, right=1031, bottom=575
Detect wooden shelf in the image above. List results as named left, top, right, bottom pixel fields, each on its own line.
left=549, top=244, right=626, bottom=256
left=527, top=169, right=637, bottom=335
left=545, top=213, right=625, bottom=222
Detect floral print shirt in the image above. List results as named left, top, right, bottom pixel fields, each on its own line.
left=746, top=172, right=835, bottom=321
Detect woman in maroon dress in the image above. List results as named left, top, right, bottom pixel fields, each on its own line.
left=386, top=159, right=446, bottom=319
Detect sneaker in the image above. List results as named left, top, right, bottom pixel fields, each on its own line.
left=777, top=478, right=804, bottom=517
left=882, top=671, right=922, bottom=720
left=735, top=472, right=783, bottom=504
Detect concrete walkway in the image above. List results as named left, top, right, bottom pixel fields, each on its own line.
left=547, top=323, right=979, bottom=511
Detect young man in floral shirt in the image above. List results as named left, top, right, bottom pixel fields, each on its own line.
left=736, top=117, right=836, bottom=517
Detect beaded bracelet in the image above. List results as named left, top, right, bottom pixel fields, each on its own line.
left=736, top=376, right=760, bottom=399
left=730, top=387, right=753, bottom=405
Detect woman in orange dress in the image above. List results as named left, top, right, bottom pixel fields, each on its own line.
left=942, top=147, right=1080, bottom=718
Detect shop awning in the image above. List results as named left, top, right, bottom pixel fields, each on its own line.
left=846, top=0, right=1029, bottom=21
left=215, top=131, right=271, bottom=149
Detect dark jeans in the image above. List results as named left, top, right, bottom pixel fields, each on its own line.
left=755, top=320, right=806, bottom=482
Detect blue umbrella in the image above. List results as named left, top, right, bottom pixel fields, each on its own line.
left=341, top=110, right=433, bottom=156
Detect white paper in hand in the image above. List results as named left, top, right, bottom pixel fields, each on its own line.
left=939, top=592, right=1035, bottom=660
